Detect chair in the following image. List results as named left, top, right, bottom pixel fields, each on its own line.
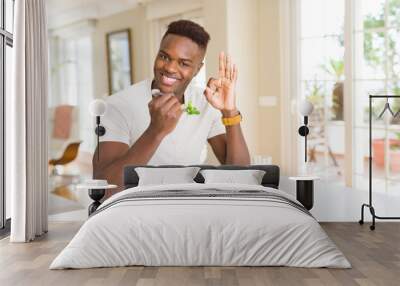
left=48, top=105, right=81, bottom=175
left=49, top=141, right=82, bottom=175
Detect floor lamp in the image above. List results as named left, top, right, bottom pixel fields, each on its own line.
left=82, top=99, right=117, bottom=215
left=298, top=100, right=314, bottom=163
left=89, top=99, right=107, bottom=162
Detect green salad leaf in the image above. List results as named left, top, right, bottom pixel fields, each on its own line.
left=184, top=101, right=200, bottom=115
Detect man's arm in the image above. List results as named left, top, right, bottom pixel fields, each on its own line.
left=204, top=52, right=250, bottom=165
left=93, top=94, right=183, bottom=187
left=93, top=128, right=164, bottom=186
left=207, top=119, right=250, bottom=165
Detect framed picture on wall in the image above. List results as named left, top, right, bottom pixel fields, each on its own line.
left=106, top=29, right=133, bottom=95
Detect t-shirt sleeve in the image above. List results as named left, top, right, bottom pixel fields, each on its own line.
left=207, top=108, right=226, bottom=139
left=99, top=101, right=130, bottom=145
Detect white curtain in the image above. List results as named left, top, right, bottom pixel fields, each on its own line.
left=7, top=0, right=49, bottom=242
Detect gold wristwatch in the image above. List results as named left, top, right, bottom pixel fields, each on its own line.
left=221, top=111, right=242, bottom=126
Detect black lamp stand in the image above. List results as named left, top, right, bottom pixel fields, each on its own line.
left=89, top=116, right=106, bottom=216
left=95, top=115, right=106, bottom=161
left=298, top=116, right=310, bottom=162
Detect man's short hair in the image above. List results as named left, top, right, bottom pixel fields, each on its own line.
left=162, top=20, right=210, bottom=50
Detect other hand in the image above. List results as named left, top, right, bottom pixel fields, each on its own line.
left=204, top=52, right=238, bottom=114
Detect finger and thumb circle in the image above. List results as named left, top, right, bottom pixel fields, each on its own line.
left=207, top=77, right=220, bottom=92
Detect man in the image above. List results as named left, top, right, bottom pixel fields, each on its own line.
left=93, top=20, right=250, bottom=189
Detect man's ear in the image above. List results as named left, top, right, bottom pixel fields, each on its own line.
left=194, top=62, right=204, bottom=77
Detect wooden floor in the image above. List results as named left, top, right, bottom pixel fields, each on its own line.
left=0, top=222, right=399, bottom=286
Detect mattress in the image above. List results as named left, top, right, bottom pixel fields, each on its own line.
left=50, top=183, right=351, bottom=269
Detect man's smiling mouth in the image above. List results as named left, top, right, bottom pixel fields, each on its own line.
left=160, top=72, right=180, bottom=86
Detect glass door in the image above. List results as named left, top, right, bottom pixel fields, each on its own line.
left=299, top=0, right=346, bottom=182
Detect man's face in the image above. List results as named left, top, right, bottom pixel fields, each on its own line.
left=153, top=34, right=205, bottom=95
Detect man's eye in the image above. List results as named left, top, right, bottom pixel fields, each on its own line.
left=180, top=62, right=190, bottom=67
left=159, top=54, right=168, bottom=60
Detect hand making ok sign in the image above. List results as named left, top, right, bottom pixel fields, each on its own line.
left=204, top=52, right=238, bottom=113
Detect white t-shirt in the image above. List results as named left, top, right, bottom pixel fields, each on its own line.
left=99, top=79, right=226, bottom=165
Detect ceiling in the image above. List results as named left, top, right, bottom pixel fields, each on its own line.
left=46, top=0, right=150, bottom=29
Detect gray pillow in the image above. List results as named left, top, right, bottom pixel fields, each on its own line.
left=135, top=167, right=201, bottom=186
left=200, top=169, right=266, bottom=185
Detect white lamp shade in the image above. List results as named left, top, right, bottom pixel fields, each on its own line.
left=89, top=99, right=107, bottom=116
left=299, top=100, right=314, bottom=116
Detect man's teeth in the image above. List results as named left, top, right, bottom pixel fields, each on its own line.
left=162, top=75, right=178, bottom=85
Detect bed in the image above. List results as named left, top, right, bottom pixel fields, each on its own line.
left=50, top=165, right=351, bottom=269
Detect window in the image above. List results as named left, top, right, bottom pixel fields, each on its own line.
left=298, top=0, right=400, bottom=192
left=353, top=0, right=400, bottom=193
left=1, top=0, right=14, bottom=232
left=300, top=0, right=345, bottom=181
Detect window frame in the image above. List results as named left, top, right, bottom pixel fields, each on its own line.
left=0, top=0, right=14, bottom=232
left=285, top=0, right=353, bottom=185
left=295, top=0, right=352, bottom=185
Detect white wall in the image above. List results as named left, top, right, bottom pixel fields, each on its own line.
left=258, top=0, right=282, bottom=165
left=226, top=0, right=260, bottom=156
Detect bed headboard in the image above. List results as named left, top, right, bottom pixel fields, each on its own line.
left=123, top=165, right=280, bottom=189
